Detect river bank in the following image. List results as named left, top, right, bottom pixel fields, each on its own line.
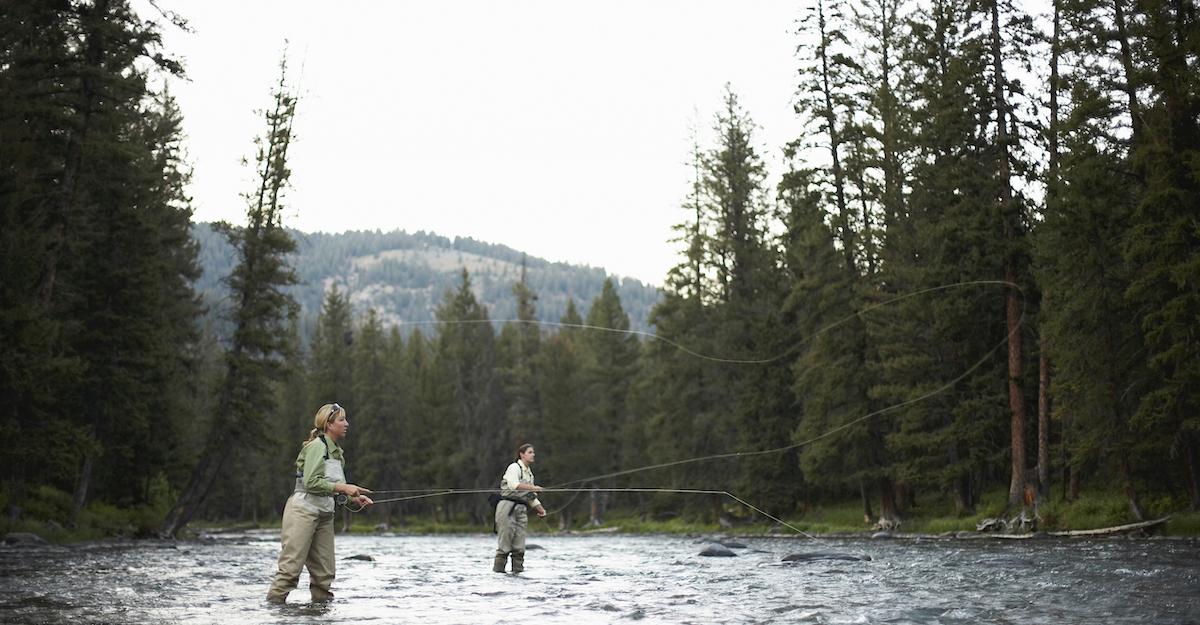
left=5, top=489, right=1198, bottom=544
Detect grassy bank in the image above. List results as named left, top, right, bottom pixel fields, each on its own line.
left=5, top=487, right=1197, bottom=543
left=514, top=489, right=1200, bottom=537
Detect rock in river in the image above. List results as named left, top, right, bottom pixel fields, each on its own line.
left=3, top=532, right=48, bottom=547
left=699, top=543, right=736, bottom=557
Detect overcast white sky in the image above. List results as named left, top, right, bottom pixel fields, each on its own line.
left=152, top=1, right=805, bottom=285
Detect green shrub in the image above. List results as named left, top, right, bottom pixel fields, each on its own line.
left=22, top=485, right=73, bottom=521
left=79, top=500, right=136, bottom=536
left=1162, top=511, right=1200, bottom=536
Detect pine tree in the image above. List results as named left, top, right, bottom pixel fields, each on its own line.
left=350, top=309, right=390, bottom=493
left=538, top=300, right=587, bottom=527
left=270, top=314, right=311, bottom=515
left=435, top=269, right=502, bottom=523
left=575, top=279, right=640, bottom=525
left=870, top=0, right=1008, bottom=516
left=497, top=260, right=543, bottom=447
left=398, top=328, right=449, bottom=520
left=647, top=86, right=793, bottom=520
left=372, top=326, right=410, bottom=523
left=68, top=86, right=203, bottom=518
left=795, top=0, right=855, bottom=243
left=161, top=55, right=299, bottom=537
left=981, top=0, right=1041, bottom=511
left=0, top=0, right=201, bottom=523
left=1036, top=109, right=1150, bottom=519
left=309, top=284, right=355, bottom=409
left=1122, top=0, right=1200, bottom=512
left=783, top=167, right=880, bottom=522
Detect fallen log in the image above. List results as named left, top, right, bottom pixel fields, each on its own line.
left=730, top=516, right=1173, bottom=540
left=1048, top=516, right=1169, bottom=537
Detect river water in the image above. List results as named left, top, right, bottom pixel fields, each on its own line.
left=1, top=532, right=1197, bottom=624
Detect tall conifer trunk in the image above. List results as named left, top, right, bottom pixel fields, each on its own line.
left=989, top=0, right=1029, bottom=511
left=1121, top=460, right=1145, bottom=521
left=69, top=454, right=94, bottom=525
left=860, top=480, right=874, bottom=524
left=1183, top=435, right=1200, bottom=510
left=1037, top=351, right=1051, bottom=497
left=877, top=476, right=898, bottom=526
left=815, top=0, right=850, bottom=234
left=1038, top=0, right=1060, bottom=500
left=1112, top=0, right=1143, bottom=142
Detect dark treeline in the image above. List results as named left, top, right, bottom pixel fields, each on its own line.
left=0, top=0, right=1196, bottom=537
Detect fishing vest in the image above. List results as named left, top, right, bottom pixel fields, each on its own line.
left=499, top=460, right=537, bottom=501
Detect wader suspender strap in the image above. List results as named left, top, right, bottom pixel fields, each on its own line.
left=296, top=434, right=336, bottom=482
left=294, top=435, right=332, bottom=478
left=318, top=434, right=350, bottom=507
left=507, top=462, right=527, bottom=516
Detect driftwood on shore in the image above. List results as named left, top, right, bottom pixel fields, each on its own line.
left=1048, top=516, right=1170, bottom=537
left=731, top=516, right=1172, bottom=540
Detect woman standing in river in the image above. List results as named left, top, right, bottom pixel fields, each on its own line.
left=494, top=443, right=547, bottom=573
left=266, top=403, right=373, bottom=603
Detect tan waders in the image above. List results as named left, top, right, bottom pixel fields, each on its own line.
left=266, top=496, right=336, bottom=602
left=494, top=499, right=528, bottom=573
left=267, top=446, right=345, bottom=603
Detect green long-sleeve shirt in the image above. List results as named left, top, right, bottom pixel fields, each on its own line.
left=294, top=435, right=345, bottom=496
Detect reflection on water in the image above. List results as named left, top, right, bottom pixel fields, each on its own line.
left=1, top=532, right=1198, bottom=624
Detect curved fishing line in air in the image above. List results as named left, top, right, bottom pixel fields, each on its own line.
left=366, top=280, right=1022, bottom=535
left=547, top=279, right=1024, bottom=488
left=348, top=487, right=814, bottom=538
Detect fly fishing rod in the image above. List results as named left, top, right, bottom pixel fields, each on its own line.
left=344, top=487, right=814, bottom=538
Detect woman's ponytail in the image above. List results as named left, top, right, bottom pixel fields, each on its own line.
left=303, top=403, right=341, bottom=444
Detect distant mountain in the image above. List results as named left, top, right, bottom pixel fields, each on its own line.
left=192, top=223, right=662, bottom=338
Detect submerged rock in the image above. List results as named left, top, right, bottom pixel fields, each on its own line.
left=699, top=543, right=736, bottom=557
left=718, top=540, right=748, bottom=549
left=344, top=554, right=375, bottom=561
left=3, top=532, right=48, bottom=546
left=782, top=552, right=872, bottom=562
left=525, top=544, right=544, bottom=550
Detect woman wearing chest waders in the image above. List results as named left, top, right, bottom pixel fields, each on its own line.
left=267, top=403, right=373, bottom=603
left=494, top=443, right=547, bottom=573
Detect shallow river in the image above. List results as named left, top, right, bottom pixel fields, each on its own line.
left=1, top=532, right=1198, bottom=624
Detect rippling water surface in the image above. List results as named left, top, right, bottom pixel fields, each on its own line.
left=1, top=532, right=1198, bottom=624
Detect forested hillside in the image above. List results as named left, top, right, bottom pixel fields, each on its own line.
left=2, top=0, right=1197, bottom=540
left=192, top=224, right=661, bottom=338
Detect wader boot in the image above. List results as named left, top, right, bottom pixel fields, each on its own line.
left=511, top=550, right=525, bottom=574
left=493, top=552, right=509, bottom=573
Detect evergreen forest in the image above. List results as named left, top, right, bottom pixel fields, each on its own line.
left=1, top=0, right=1197, bottom=538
